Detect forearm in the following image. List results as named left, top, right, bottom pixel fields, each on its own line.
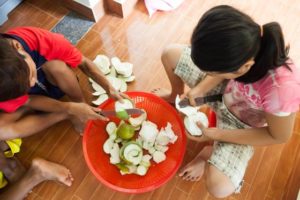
left=193, top=75, right=224, bottom=96
left=208, top=127, right=289, bottom=146
left=79, top=57, right=112, bottom=91
left=27, top=95, right=71, bottom=113
left=0, top=112, right=68, bottom=140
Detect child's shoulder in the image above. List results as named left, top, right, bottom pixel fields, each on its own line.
left=255, top=59, right=300, bottom=89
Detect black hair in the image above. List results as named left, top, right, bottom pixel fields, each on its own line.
left=191, top=5, right=290, bottom=83
left=0, top=36, right=30, bottom=101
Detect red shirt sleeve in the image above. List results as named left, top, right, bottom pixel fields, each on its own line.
left=7, top=27, right=82, bottom=68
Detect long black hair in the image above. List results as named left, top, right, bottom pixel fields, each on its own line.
left=191, top=5, right=290, bottom=83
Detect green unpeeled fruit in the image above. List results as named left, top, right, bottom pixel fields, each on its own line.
left=116, top=110, right=129, bottom=120
left=117, top=123, right=135, bottom=140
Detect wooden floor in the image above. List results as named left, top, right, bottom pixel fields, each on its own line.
left=1, top=0, right=300, bottom=199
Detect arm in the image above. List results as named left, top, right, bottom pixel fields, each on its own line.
left=26, top=95, right=108, bottom=122
left=192, top=112, right=296, bottom=146
left=78, top=56, right=129, bottom=101
left=185, top=75, right=224, bottom=105
left=0, top=112, right=68, bottom=140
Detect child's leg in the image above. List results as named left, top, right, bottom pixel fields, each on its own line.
left=0, top=158, right=73, bottom=200
left=152, top=44, right=186, bottom=103
left=179, top=145, right=213, bottom=181
left=0, top=112, right=68, bottom=141
left=0, top=153, right=25, bottom=184
left=205, top=163, right=236, bottom=198
left=41, top=60, right=85, bottom=103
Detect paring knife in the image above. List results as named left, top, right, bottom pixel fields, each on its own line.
left=100, top=108, right=144, bottom=117
left=178, top=94, right=223, bottom=108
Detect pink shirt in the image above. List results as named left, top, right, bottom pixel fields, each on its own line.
left=224, top=61, right=300, bottom=127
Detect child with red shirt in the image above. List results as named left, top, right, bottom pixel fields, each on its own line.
left=0, top=26, right=128, bottom=199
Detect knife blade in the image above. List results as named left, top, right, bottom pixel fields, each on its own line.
left=178, top=94, right=223, bottom=108
left=100, top=108, right=144, bottom=117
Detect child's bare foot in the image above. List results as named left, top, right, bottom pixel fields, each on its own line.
left=31, top=158, right=73, bottom=187
left=151, top=88, right=177, bottom=104
left=178, top=146, right=213, bottom=181
left=178, top=155, right=206, bottom=181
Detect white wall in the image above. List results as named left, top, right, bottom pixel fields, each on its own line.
left=74, top=0, right=99, bottom=8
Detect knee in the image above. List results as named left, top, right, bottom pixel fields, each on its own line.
left=161, top=44, right=184, bottom=69
left=205, top=164, right=235, bottom=199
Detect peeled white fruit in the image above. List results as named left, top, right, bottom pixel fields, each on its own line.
left=117, top=75, right=135, bottom=83
left=92, top=94, right=109, bottom=105
left=110, top=143, right=120, bottom=164
left=119, top=80, right=127, bottom=92
left=154, top=144, right=169, bottom=153
left=143, top=141, right=154, bottom=151
left=106, top=122, right=117, bottom=135
left=148, top=147, right=156, bottom=155
left=92, top=90, right=106, bottom=96
left=128, top=109, right=147, bottom=127
left=139, top=121, right=159, bottom=144
left=108, top=66, right=117, bottom=77
left=127, top=165, right=137, bottom=173
left=94, top=55, right=110, bottom=74
left=112, top=57, right=133, bottom=78
left=122, top=143, right=143, bottom=165
left=136, top=165, right=148, bottom=176
left=103, top=139, right=114, bottom=154
left=164, top=123, right=178, bottom=144
left=111, top=57, right=121, bottom=68
left=153, top=151, right=166, bottom=163
left=140, top=154, right=151, bottom=168
left=184, top=112, right=208, bottom=136
left=107, top=76, right=122, bottom=91
left=155, top=133, right=170, bottom=146
left=175, top=95, right=199, bottom=116
left=109, top=131, right=117, bottom=140
left=115, top=99, right=134, bottom=112
left=91, top=82, right=106, bottom=94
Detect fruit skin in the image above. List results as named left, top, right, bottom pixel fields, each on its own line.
left=117, top=123, right=135, bottom=140
left=116, top=110, right=129, bottom=120
left=119, top=141, right=142, bottom=164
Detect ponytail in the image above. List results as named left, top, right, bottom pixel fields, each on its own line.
left=190, top=6, right=290, bottom=84
left=236, top=22, right=290, bottom=83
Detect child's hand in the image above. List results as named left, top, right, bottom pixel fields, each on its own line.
left=185, top=122, right=216, bottom=143
left=107, top=87, right=131, bottom=103
left=181, top=88, right=205, bottom=107
left=66, top=102, right=109, bottom=122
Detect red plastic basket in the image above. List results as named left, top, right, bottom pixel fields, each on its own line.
left=82, top=91, right=186, bottom=194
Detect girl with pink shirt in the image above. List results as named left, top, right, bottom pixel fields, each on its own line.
left=153, top=5, right=300, bottom=198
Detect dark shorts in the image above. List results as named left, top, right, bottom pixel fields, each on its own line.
left=29, top=68, right=65, bottom=99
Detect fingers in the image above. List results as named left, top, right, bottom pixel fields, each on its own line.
left=89, top=106, right=109, bottom=121
left=196, top=121, right=205, bottom=129
left=120, top=93, right=131, bottom=101
left=189, top=96, right=196, bottom=106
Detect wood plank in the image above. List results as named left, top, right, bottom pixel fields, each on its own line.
left=51, top=139, right=90, bottom=200
left=282, top=135, right=300, bottom=200
left=168, top=187, right=189, bottom=200
left=267, top=134, right=300, bottom=199
left=89, top=184, right=115, bottom=200
left=246, top=144, right=285, bottom=200
left=73, top=172, right=101, bottom=200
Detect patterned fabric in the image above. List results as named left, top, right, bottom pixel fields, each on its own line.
left=224, top=63, right=300, bottom=127
left=175, top=46, right=254, bottom=192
